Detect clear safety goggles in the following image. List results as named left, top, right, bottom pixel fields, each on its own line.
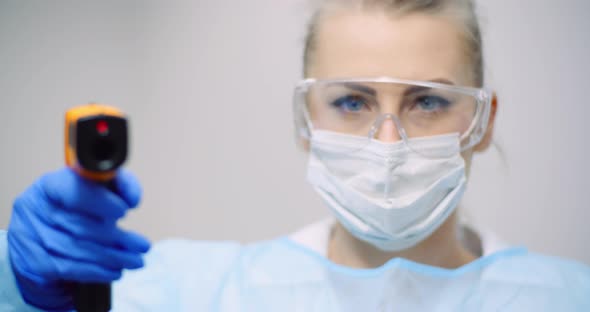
left=293, top=77, right=493, bottom=158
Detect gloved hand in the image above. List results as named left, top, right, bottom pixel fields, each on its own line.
left=7, top=168, right=151, bottom=311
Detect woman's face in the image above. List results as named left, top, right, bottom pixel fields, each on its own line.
left=306, top=8, right=486, bottom=168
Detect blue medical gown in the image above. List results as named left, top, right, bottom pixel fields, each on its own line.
left=1, top=231, right=589, bottom=311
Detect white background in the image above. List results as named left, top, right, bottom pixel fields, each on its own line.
left=1, top=0, right=588, bottom=264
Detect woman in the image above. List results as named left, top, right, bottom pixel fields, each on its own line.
left=2, top=0, right=589, bottom=311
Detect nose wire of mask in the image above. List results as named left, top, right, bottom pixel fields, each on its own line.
left=306, top=129, right=467, bottom=252
left=371, top=114, right=405, bottom=200
left=375, top=149, right=402, bottom=202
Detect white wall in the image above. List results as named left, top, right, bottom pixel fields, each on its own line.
left=0, top=0, right=588, bottom=264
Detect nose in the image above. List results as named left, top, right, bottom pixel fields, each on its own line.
left=374, top=117, right=402, bottom=143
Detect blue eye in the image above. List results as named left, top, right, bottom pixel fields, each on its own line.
left=331, top=95, right=367, bottom=112
left=415, top=95, right=451, bottom=112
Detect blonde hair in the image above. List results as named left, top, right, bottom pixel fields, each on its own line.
left=303, top=0, right=484, bottom=87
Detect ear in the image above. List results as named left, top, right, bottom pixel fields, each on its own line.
left=473, top=92, right=498, bottom=152
left=300, top=137, right=310, bottom=152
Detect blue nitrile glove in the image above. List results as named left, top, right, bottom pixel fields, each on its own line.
left=7, top=168, right=151, bottom=311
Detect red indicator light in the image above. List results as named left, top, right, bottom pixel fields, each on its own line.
left=96, top=120, right=109, bottom=135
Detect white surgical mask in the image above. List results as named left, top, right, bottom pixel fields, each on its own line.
left=306, top=130, right=467, bottom=251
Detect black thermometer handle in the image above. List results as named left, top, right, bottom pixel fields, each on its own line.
left=74, top=283, right=111, bottom=312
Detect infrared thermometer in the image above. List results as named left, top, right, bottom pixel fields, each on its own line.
left=65, top=103, right=128, bottom=312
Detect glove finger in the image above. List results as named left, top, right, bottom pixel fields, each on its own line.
left=116, top=228, right=151, bottom=253
left=40, top=168, right=129, bottom=221
left=112, top=169, right=142, bottom=208
left=7, top=224, right=50, bottom=280
left=9, top=185, right=146, bottom=287
left=52, top=256, right=123, bottom=283
left=43, top=227, right=145, bottom=271
left=47, top=209, right=150, bottom=253
left=13, top=208, right=145, bottom=272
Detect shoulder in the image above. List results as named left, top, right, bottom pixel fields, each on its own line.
left=146, top=239, right=243, bottom=269
left=482, top=250, right=590, bottom=309
left=228, top=237, right=330, bottom=286
left=113, top=239, right=243, bottom=311
left=127, top=238, right=243, bottom=282
left=485, top=251, right=590, bottom=285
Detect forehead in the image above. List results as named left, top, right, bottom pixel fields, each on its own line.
left=308, top=9, right=472, bottom=85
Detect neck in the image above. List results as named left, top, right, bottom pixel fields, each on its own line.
left=327, top=212, right=477, bottom=269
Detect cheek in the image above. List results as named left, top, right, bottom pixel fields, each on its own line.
left=308, top=100, right=337, bottom=130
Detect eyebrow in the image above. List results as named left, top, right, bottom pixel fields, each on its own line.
left=338, top=78, right=456, bottom=97
left=429, top=78, right=455, bottom=85
left=403, top=79, right=455, bottom=96
left=340, top=82, right=376, bottom=96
